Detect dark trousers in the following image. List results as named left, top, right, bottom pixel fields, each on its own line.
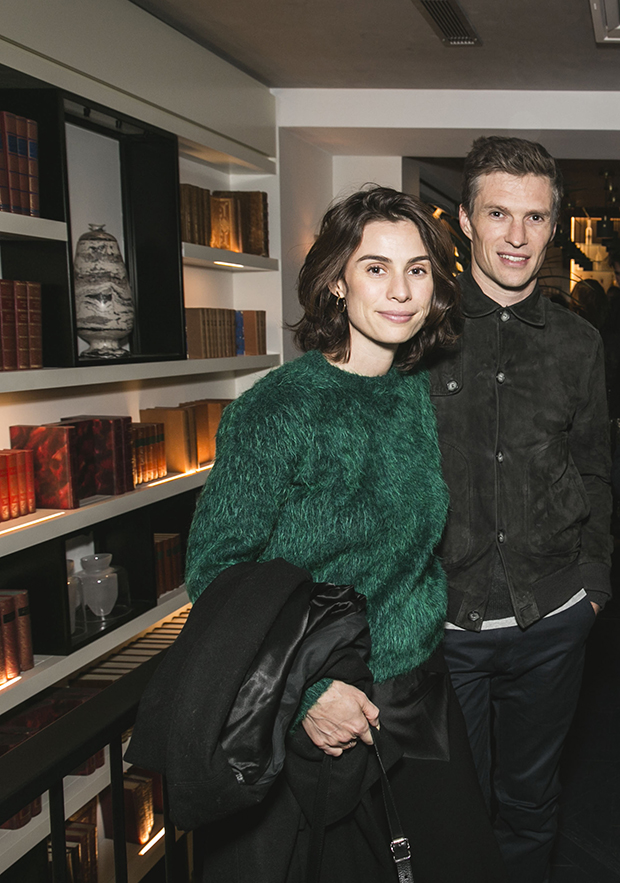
left=443, top=596, right=596, bottom=883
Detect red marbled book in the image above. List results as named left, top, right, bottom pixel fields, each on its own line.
left=9, top=423, right=79, bottom=509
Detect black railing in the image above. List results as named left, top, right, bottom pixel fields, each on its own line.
left=0, top=652, right=182, bottom=883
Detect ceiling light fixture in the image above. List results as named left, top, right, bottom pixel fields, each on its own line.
left=590, top=0, right=620, bottom=43
left=410, top=0, right=481, bottom=46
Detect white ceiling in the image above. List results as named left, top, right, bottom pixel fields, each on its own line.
left=128, top=0, right=620, bottom=91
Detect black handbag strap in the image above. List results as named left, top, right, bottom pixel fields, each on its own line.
left=308, top=733, right=415, bottom=883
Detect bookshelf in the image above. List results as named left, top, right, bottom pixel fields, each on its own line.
left=0, top=38, right=281, bottom=880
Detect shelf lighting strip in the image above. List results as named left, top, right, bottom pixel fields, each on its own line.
left=213, top=260, right=244, bottom=268
left=138, top=827, right=166, bottom=855
left=146, top=463, right=213, bottom=488
left=0, top=511, right=65, bottom=537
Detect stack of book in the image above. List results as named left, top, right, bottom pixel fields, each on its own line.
left=130, top=422, right=167, bottom=485
left=0, top=278, right=43, bottom=370
left=0, top=588, right=34, bottom=686
left=9, top=415, right=134, bottom=509
left=140, top=399, right=231, bottom=473
left=64, top=815, right=98, bottom=883
left=179, top=185, right=269, bottom=256
left=153, top=532, right=184, bottom=597
left=185, top=308, right=266, bottom=359
left=0, top=449, right=36, bottom=522
left=0, top=111, right=39, bottom=217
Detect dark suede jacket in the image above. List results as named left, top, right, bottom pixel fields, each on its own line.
left=429, top=270, right=613, bottom=631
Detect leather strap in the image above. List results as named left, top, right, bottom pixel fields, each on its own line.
left=374, top=733, right=415, bottom=883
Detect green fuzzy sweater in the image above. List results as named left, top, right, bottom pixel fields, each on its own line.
left=185, top=350, right=449, bottom=707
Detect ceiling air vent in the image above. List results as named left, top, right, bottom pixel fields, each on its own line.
left=590, top=0, right=620, bottom=43
left=411, top=0, right=481, bottom=46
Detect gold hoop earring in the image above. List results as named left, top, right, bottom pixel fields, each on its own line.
left=335, top=294, right=347, bottom=313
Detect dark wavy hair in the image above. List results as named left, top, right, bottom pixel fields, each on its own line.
left=462, top=136, right=563, bottom=224
left=293, top=186, right=461, bottom=371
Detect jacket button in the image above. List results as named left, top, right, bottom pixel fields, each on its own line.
left=500, top=310, right=510, bottom=322
left=496, top=450, right=504, bottom=462
left=468, top=610, right=481, bottom=622
left=496, top=371, right=506, bottom=383
left=446, top=380, right=459, bottom=391
left=498, top=530, right=506, bottom=543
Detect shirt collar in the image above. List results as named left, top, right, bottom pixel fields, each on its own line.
left=459, top=268, right=546, bottom=327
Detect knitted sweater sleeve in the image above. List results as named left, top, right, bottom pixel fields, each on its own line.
left=184, top=388, right=302, bottom=603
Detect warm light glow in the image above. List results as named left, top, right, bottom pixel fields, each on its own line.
left=0, top=511, right=65, bottom=536
left=138, top=827, right=166, bottom=855
left=0, top=676, right=22, bottom=691
left=146, top=463, right=213, bottom=488
left=433, top=207, right=443, bottom=219
left=213, top=260, right=244, bottom=268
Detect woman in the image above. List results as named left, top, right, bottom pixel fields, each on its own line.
left=185, top=186, right=506, bottom=881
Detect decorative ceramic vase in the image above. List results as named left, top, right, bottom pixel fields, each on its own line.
left=74, top=224, right=134, bottom=359
left=79, top=553, right=119, bottom=618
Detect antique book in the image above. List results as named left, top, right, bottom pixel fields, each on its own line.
left=57, top=419, right=97, bottom=500
left=101, top=775, right=154, bottom=845
left=179, top=398, right=231, bottom=464
left=210, top=194, right=242, bottom=252
left=65, top=821, right=98, bottom=883
left=61, top=415, right=132, bottom=495
left=26, top=281, right=42, bottom=369
left=212, top=190, right=269, bottom=256
left=13, top=279, right=29, bottom=370
left=0, top=449, right=27, bottom=515
left=0, top=127, right=9, bottom=212
left=0, top=279, right=17, bottom=371
left=0, top=451, right=19, bottom=519
left=0, top=111, right=21, bottom=214
left=139, top=406, right=198, bottom=474
left=0, top=623, right=5, bottom=685
left=15, top=116, right=29, bottom=215
left=0, top=594, right=20, bottom=680
left=235, top=310, right=245, bottom=355
left=185, top=307, right=207, bottom=359
left=0, top=590, right=34, bottom=671
left=26, top=117, right=39, bottom=217
left=240, top=310, right=267, bottom=356
left=9, top=423, right=80, bottom=509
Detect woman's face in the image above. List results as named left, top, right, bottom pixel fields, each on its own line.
left=332, top=219, right=434, bottom=371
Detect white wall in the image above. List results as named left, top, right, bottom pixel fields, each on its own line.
left=278, top=129, right=333, bottom=362
left=332, top=156, right=403, bottom=198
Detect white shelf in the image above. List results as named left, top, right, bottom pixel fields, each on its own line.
left=0, top=590, right=190, bottom=717
left=0, top=468, right=212, bottom=559
left=0, top=213, right=68, bottom=242
left=0, top=353, right=280, bottom=394
left=182, top=242, right=279, bottom=272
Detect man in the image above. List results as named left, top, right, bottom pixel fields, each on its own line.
left=430, top=136, right=612, bottom=883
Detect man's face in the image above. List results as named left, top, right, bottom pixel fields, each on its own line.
left=459, top=172, right=556, bottom=304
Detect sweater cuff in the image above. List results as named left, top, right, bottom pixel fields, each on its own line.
left=579, top=561, right=612, bottom=610
left=290, top=678, right=333, bottom=733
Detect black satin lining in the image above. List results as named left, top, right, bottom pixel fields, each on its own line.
left=371, top=663, right=450, bottom=762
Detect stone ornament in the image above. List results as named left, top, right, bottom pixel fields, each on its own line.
left=74, top=224, right=134, bottom=359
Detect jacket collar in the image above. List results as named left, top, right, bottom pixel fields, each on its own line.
left=459, top=268, right=546, bottom=327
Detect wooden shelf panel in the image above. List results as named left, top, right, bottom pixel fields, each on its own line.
left=0, top=468, right=212, bottom=559
left=0, top=353, right=280, bottom=394
left=182, top=242, right=279, bottom=272
left=0, top=591, right=189, bottom=717
left=0, top=213, right=68, bottom=242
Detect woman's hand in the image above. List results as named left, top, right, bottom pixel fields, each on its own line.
left=301, top=680, right=380, bottom=757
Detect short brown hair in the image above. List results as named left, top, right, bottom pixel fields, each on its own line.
left=293, top=186, right=460, bottom=371
left=462, top=136, right=563, bottom=223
